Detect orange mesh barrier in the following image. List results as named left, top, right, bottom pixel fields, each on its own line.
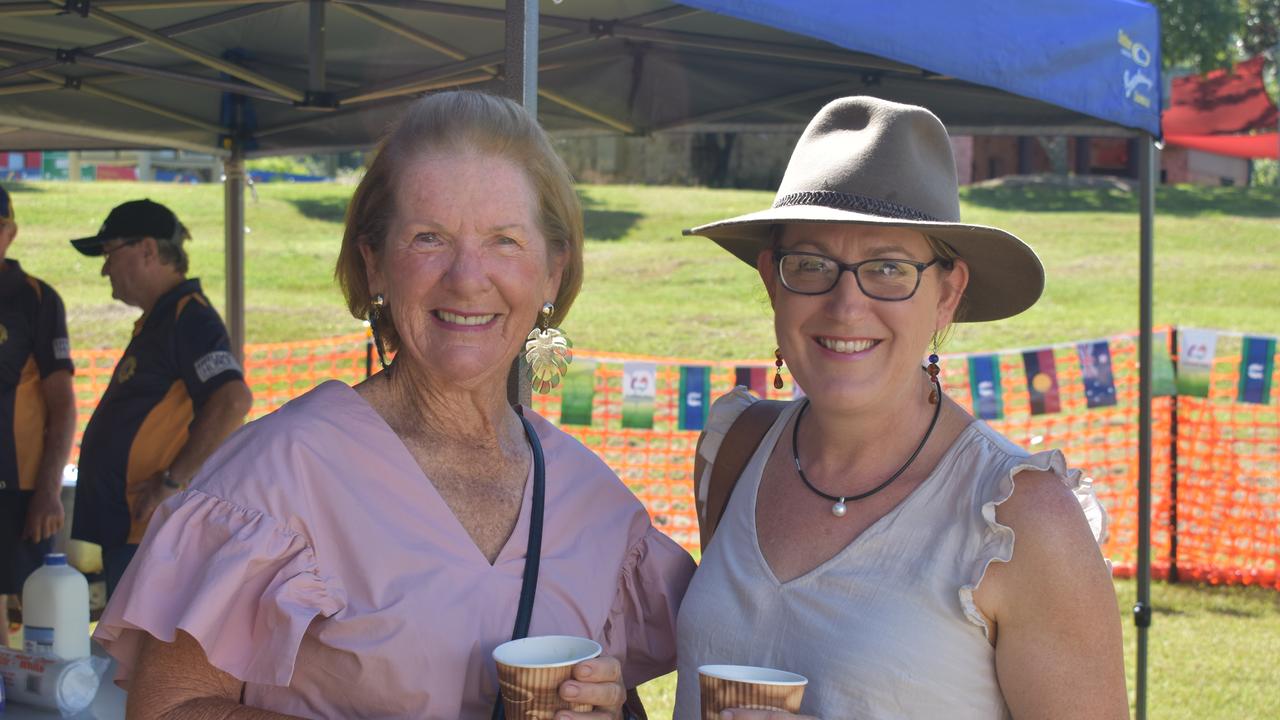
left=66, top=330, right=1277, bottom=589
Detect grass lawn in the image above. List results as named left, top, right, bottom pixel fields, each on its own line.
left=6, top=180, right=1279, bottom=718
left=5, top=181, right=1279, bottom=353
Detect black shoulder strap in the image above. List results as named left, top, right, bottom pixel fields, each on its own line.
left=696, top=400, right=787, bottom=553
left=492, top=410, right=545, bottom=720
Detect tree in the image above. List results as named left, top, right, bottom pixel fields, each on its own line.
left=1236, top=0, right=1279, bottom=58
left=1152, top=0, right=1240, bottom=71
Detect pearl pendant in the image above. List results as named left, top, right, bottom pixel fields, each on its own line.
left=832, top=500, right=848, bottom=518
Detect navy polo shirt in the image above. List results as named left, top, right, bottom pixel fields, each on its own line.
left=0, top=260, right=74, bottom=493
left=72, top=278, right=243, bottom=547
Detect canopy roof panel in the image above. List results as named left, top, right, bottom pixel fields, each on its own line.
left=0, top=0, right=1161, bottom=155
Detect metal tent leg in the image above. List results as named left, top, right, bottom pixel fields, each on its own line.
left=1135, top=134, right=1157, bottom=720
left=224, top=145, right=246, bottom=364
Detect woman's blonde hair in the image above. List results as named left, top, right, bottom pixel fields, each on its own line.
left=335, top=90, right=584, bottom=352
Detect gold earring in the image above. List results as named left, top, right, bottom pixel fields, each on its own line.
left=525, top=301, right=573, bottom=394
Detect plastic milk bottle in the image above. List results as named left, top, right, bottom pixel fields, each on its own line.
left=21, top=553, right=90, bottom=660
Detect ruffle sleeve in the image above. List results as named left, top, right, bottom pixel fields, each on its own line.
left=601, top=525, right=696, bottom=689
left=93, top=490, right=347, bottom=688
left=958, top=448, right=1108, bottom=638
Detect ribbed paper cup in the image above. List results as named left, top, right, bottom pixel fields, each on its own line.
left=698, top=665, right=808, bottom=720
left=493, top=636, right=603, bottom=719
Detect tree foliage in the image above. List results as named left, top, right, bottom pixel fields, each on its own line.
left=1154, top=0, right=1280, bottom=71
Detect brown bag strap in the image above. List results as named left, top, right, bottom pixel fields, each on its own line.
left=696, top=400, right=787, bottom=552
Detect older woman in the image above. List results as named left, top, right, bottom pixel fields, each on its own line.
left=93, top=91, right=694, bottom=719
left=675, top=97, right=1127, bottom=719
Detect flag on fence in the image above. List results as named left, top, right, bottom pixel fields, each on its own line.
left=1077, top=340, right=1118, bottom=408
left=967, top=354, right=1003, bottom=420
left=1177, top=329, right=1218, bottom=397
left=735, top=366, right=769, bottom=397
left=559, top=360, right=596, bottom=426
left=1022, top=348, right=1061, bottom=415
left=621, top=362, right=657, bottom=429
left=1237, top=335, right=1276, bottom=405
left=1152, top=331, right=1177, bottom=397
left=679, top=366, right=711, bottom=431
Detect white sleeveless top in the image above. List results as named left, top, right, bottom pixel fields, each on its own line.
left=673, top=388, right=1107, bottom=720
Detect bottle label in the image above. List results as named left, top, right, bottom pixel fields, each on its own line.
left=23, top=625, right=55, bottom=655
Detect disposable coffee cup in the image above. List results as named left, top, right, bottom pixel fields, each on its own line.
left=493, top=635, right=603, bottom=718
left=698, top=664, right=808, bottom=720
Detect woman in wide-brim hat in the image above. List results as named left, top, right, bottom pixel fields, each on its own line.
left=674, top=97, right=1128, bottom=719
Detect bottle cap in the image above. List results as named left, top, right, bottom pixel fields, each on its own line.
left=45, top=553, right=68, bottom=566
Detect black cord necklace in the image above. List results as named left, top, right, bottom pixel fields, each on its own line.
left=792, top=374, right=943, bottom=517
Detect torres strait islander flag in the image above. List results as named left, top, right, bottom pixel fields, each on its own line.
left=1022, top=348, right=1061, bottom=415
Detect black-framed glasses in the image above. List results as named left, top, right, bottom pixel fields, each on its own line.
left=101, top=237, right=143, bottom=257
left=774, top=250, right=948, bottom=300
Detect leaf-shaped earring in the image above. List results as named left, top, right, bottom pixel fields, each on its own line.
left=525, top=301, right=573, bottom=394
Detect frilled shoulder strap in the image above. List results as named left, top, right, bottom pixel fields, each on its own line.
left=695, top=390, right=786, bottom=552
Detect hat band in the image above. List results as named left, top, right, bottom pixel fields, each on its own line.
left=772, top=190, right=940, bottom=223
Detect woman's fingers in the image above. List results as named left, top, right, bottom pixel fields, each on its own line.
left=557, top=656, right=625, bottom=718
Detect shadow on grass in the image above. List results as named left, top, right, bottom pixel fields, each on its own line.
left=961, top=183, right=1280, bottom=218
left=288, top=197, right=349, bottom=224
left=0, top=182, right=45, bottom=194
left=584, top=209, right=641, bottom=242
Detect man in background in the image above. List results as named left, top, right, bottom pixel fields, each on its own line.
left=69, top=199, right=252, bottom=598
left=0, top=184, right=76, bottom=646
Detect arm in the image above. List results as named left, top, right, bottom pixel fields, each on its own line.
left=169, top=379, right=253, bottom=487
left=132, top=380, right=253, bottom=524
left=128, top=630, right=302, bottom=720
left=23, top=369, right=76, bottom=543
left=974, top=469, right=1129, bottom=719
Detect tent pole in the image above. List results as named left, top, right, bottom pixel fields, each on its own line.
left=1134, top=134, right=1157, bottom=720
left=504, top=0, right=537, bottom=409
left=224, top=143, right=247, bottom=364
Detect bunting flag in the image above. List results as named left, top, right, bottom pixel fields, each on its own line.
left=1152, top=331, right=1177, bottom=397
left=558, top=360, right=596, bottom=426
left=734, top=366, right=769, bottom=397
left=1077, top=340, right=1118, bottom=408
left=1237, top=335, right=1276, bottom=405
left=1022, top=348, right=1061, bottom=415
left=679, top=366, right=711, bottom=431
left=1177, top=329, right=1218, bottom=397
left=967, top=354, right=1003, bottom=420
left=621, top=362, right=657, bottom=429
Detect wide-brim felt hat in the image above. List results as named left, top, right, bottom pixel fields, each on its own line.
left=684, top=96, right=1043, bottom=323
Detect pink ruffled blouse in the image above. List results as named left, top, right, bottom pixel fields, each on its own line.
left=94, top=381, right=695, bottom=719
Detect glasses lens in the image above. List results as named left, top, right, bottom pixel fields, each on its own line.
left=779, top=253, right=838, bottom=293
left=857, top=260, right=921, bottom=300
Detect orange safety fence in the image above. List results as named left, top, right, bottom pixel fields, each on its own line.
left=66, top=329, right=1278, bottom=589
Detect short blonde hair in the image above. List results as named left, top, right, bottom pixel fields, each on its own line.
left=335, top=91, right=584, bottom=352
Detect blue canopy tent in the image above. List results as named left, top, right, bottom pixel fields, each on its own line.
left=0, top=0, right=1161, bottom=715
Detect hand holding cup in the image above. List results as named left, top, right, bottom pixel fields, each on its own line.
left=698, top=665, right=809, bottom=720
left=494, top=635, right=624, bottom=719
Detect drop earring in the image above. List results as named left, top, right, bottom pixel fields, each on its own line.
left=774, top=348, right=785, bottom=390
left=525, top=301, right=573, bottom=394
left=369, top=293, right=390, bottom=370
left=926, top=339, right=941, bottom=405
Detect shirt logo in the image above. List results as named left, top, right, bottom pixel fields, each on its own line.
left=115, top=355, right=137, bottom=384
left=194, top=350, right=241, bottom=382
left=53, top=337, right=71, bottom=360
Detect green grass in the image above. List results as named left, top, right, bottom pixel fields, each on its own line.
left=7, top=179, right=1280, bottom=718
left=633, top=579, right=1280, bottom=720
left=7, top=181, right=1279, bottom=353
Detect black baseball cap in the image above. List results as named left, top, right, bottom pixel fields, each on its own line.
left=0, top=184, right=13, bottom=222
left=71, top=199, right=183, bottom=256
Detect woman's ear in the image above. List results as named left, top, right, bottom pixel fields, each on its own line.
left=936, top=257, right=970, bottom=330
left=756, top=246, right=778, bottom=305
left=544, top=247, right=567, bottom=306
left=359, top=240, right=383, bottom=296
